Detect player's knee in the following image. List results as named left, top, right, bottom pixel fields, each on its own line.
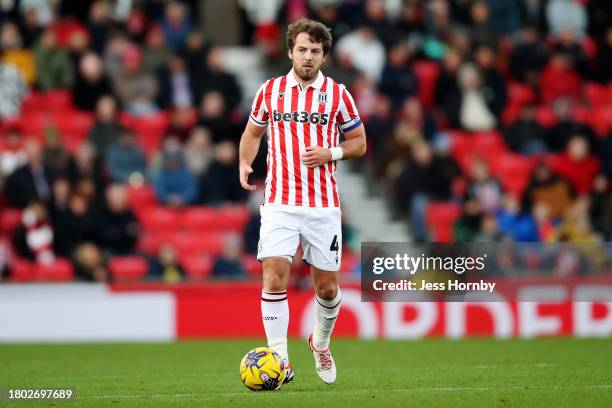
left=315, top=281, right=338, bottom=300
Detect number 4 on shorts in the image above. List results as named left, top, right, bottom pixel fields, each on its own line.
left=330, top=235, right=339, bottom=253
left=330, top=234, right=339, bottom=264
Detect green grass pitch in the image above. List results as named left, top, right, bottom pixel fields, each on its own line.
left=1, top=339, right=611, bottom=407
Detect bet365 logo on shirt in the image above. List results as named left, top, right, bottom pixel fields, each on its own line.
left=272, top=110, right=329, bottom=125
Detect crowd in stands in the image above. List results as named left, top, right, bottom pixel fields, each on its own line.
left=1, top=0, right=612, bottom=282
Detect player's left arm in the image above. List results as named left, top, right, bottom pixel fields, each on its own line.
left=301, top=124, right=366, bottom=168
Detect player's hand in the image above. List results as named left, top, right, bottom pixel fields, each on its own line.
left=301, top=146, right=332, bottom=168
left=239, top=162, right=257, bottom=191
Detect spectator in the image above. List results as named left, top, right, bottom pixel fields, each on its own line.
left=182, top=30, right=210, bottom=79
left=111, top=45, right=159, bottom=116
left=596, top=27, right=612, bottom=84
left=392, top=97, right=437, bottom=158
left=73, top=52, right=113, bottom=111
left=454, top=198, right=483, bottom=242
left=159, top=1, right=192, bottom=50
left=196, top=47, right=242, bottom=112
left=66, top=143, right=107, bottom=197
left=104, top=129, right=147, bottom=184
left=99, top=184, right=139, bottom=255
left=474, top=213, right=502, bottom=242
left=552, top=27, right=589, bottom=76
left=394, top=141, right=454, bottom=241
left=435, top=48, right=463, bottom=127
left=546, top=0, right=588, bottom=38
left=61, top=193, right=101, bottom=254
left=457, top=63, right=497, bottom=131
left=11, top=200, right=55, bottom=264
left=48, top=177, right=72, bottom=257
left=197, top=90, right=238, bottom=143
left=87, top=0, right=113, bottom=54
left=540, top=53, right=582, bottom=106
left=199, top=141, right=246, bottom=205
left=153, top=138, right=198, bottom=207
left=73, top=242, right=108, bottom=282
left=509, top=25, right=549, bottom=85
left=184, top=127, right=213, bottom=176
left=549, top=135, right=600, bottom=195
left=0, top=127, right=26, bottom=186
left=503, top=105, right=548, bottom=155
left=0, top=62, right=27, bottom=118
left=157, top=54, right=194, bottom=109
left=34, top=29, right=73, bottom=90
left=164, top=108, right=196, bottom=142
left=143, top=26, right=172, bottom=74
left=485, top=0, right=522, bottom=37
left=547, top=100, right=596, bottom=152
left=4, top=140, right=54, bottom=208
left=42, top=129, right=71, bottom=177
left=87, top=95, right=124, bottom=158
left=212, top=233, right=246, bottom=278
left=1, top=21, right=35, bottom=85
left=474, top=44, right=507, bottom=119
left=468, top=1, right=497, bottom=47
left=335, top=26, right=385, bottom=82
left=465, top=158, right=502, bottom=214
left=365, top=94, right=394, bottom=175
left=523, top=162, right=574, bottom=220
left=496, top=194, right=539, bottom=242
left=378, top=42, right=418, bottom=109
left=149, top=244, right=185, bottom=283
left=589, top=174, right=612, bottom=240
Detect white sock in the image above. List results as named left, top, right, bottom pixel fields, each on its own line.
left=261, top=290, right=289, bottom=362
left=313, top=288, right=341, bottom=351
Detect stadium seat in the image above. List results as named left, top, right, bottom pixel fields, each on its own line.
left=215, top=205, right=251, bottom=231
left=120, top=112, right=169, bottom=156
left=1, top=209, right=22, bottom=234
left=8, top=258, right=35, bottom=282
left=109, top=256, right=149, bottom=282
left=126, top=184, right=157, bottom=211
left=138, top=206, right=181, bottom=233
left=490, top=154, right=537, bottom=197
left=20, top=91, right=45, bottom=113
left=35, top=258, right=75, bottom=282
left=43, top=90, right=74, bottom=112
left=137, top=232, right=166, bottom=255
left=507, top=82, right=535, bottom=107
left=173, top=232, right=225, bottom=257
left=425, top=202, right=462, bottom=242
left=243, top=254, right=262, bottom=277
left=412, top=60, right=440, bottom=108
left=584, top=83, right=608, bottom=107
left=182, top=207, right=217, bottom=231
left=181, top=254, right=213, bottom=280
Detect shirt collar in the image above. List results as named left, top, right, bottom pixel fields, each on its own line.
left=287, top=68, right=325, bottom=90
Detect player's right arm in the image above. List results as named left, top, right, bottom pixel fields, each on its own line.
left=239, top=121, right=267, bottom=191
left=239, top=82, right=269, bottom=191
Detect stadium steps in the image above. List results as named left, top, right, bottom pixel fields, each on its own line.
left=335, top=164, right=410, bottom=243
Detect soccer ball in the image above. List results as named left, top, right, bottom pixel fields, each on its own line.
left=239, top=347, right=286, bottom=391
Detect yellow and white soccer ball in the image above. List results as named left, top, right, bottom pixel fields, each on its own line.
left=239, top=347, right=286, bottom=391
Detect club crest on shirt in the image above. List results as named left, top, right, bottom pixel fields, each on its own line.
left=318, top=92, right=327, bottom=104
left=279, top=91, right=285, bottom=99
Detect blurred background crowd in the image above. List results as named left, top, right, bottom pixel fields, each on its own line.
left=0, top=0, right=611, bottom=283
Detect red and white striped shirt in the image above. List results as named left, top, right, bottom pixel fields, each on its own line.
left=249, top=69, right=362, bottom=208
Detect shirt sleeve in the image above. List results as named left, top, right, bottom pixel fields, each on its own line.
left=248, top=82, right=269, bottom=127
left=336, top=85, right=362, bottom=133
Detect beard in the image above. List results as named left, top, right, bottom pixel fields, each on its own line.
left=294, top=63, right=319, bottom=81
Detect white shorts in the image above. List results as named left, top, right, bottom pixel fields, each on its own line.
left=257, top=204, right=342, bottom=271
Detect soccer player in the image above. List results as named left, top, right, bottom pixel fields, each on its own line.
left=238, top=18, right=366, bottom=384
